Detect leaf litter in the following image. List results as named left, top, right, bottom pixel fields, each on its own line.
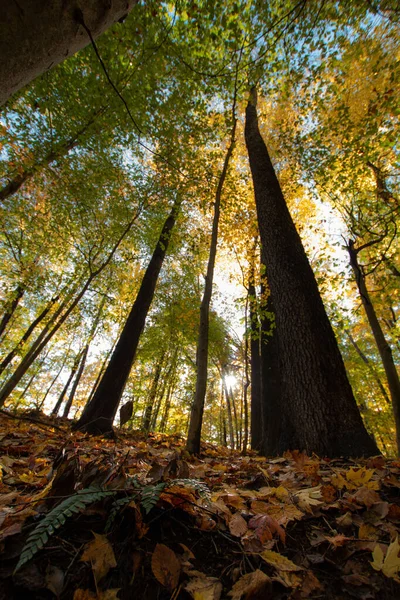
left=0, top=411, right=399, bottom=599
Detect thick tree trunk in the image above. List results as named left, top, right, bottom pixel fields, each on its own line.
left=260, top=288, right=283, bottom=455
left=74, top=198, right=181, bottom=434
left=348, top=241, right=400, bottom=454
left=0, top=284, right=25, bottom=338
left=186, top=118, right=236, bottom=454
left=245, top=88, right=378, bottom=457
left=0, top=1, right=138, bottom=106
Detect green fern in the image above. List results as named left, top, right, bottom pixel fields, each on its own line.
left=140, top=482, right=165, bottom=514
left=15, top=487, right=115, bottom=572
left=105, top=496, right=135, bottom=533
left=172, top=479, right=211, bottom=500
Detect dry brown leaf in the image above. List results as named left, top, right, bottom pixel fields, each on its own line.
left=151, top=543, right=180, bottom=591
left=73, top=590, right=120, bottom=600
left=249, top=514, right=286, bottom=544
left=229, top=513, right=248, bottom=537
left=45, top=565, right=64, bottom=597
left=186, top=574, right=222, bottom=600
left=228, top=569, right=271, bottom=599
left=80, top=532, right=117, bottom=583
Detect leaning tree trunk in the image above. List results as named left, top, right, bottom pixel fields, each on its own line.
left=186, top=117, right=237, bottom=454
left=74, top=198, right=181, bottom=434
left=348, top=241, right=400, bottom=454
left=51, top=351, right=82, bottom=415
left=0, top=0, right=138, bottom=106
left=0, top=284, right=25, bottom=339
left=245, top=87, right=378, bottom=457
left=142, top=351, right=165, bottom=433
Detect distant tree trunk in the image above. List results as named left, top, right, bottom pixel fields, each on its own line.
left=223, top=379, right=235, bottom=450
left=151, top=350, right=177, bottom=430
left=186, top=117, right=237, bottom=454
left=159, top=355, right=179, bottom=433
left=245, top=88, right=378, bottom=457
left=0, top=112, right=103, bottom=203
left=0, top=1, right=139, bottom=106
left=37, top=343, right=72, bottom=411
left=242, top=323, right=250, bottom=454
left=51, top=351, right=82, bottom=415
left=74, top=198, right=181, bottom=434
left=63, top=345, right=89, bottom=418
left=142, top=352, right=165, bottom=433
left=0, top=284, right=25, bottom=338
left=0, top=214, right=137, bottom=408
left=345, top=330, right=391, bottom=405
left=0, top=295, right=59, bottom=375
left=347, top=240, right=400, bottom=454
left=248, top=258, right=263, bottom=451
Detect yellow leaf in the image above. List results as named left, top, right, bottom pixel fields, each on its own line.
left=371, top=537, right=400, bottom=579
left=228, top=569, right=271, bottom=599
left=260, top=550, right=302, bottom=572
left=346, top=468, right=379, bottom=490
left=80, top=533, right=117, bottom=583
left=151, top=543, right=180, bottom=591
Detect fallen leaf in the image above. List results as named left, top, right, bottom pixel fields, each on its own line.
left=80, top=532, right=117, bottom=583
left=229, top=513, right=248, bottom=537
left=186, top=574, right=222, bottom=600
left=45, top=565, right=64, bottom=597
left=228, top=569, right=271, bottom=599
left=151, top=543, right=180, bottom=591
left=260, top=550, right=302, bottom=572
left=371, top=536, right=400, bottom=579
left=294, top=487, right=323, bottom=513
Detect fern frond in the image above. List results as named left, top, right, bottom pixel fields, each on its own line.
left=140, top=482, right=165, bottom=514
left=15, top=487, right=115, bottom=572
left=172, top=479, right=211, bottom=500
left=105, top=496, right=134, bottom=533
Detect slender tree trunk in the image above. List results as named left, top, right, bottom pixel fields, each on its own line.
left=245, top=88, right=378, bottom=457
left=224, top=379, right=235, bottom=450
left=51, top=351, right=82, bottom=415
left=348, top=241, right=400, bottom=454
left=345, top=330, right=391, bottom=405
left=0, top=213, right=137, bottom=408
left=186, top=117, right=237, bottom=454
left=74, top=198, right=181, bottom=434
left=0, top=295, right=59, bottom=375
left=248, top=259, right=263, bottom=451
left=0, top=1, right=139, bottom=106
left=0, top=284, right=25, bottom=338
left=242, top=325, right=250, bottom=453
left=38, top=344, right=71, bottom=411
left=142, top=352, right=165, bottom=433
left=0, top=113, right=103, bottom=202
left=159, top=356, right=179, bottom=433
left=63, top=345, right=89, bottom=418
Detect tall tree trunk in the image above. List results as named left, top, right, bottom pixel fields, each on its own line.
left=347, top=241, right=400, bottom=454
left=186, top=117, right=237, bottom=454
left=62, top=344, right=89, bottom=418
left=345, top=330, right=391, bottom=405
left=248, top=257, right=263, bottom=451
left=0, top=284, right=25, bottom=338
left=260, top=286, right=282, bottom=456
left=74, top=198, right=181, bottom=434
left=142, top=352, right=165, bottom=433
left=38, top=343, right=72, bottom=411
left=245, top=88, right=378, bottom=457
left=159, top=355, right=179, bottom=433
left=223, top=379, right=235, bottom=450
left=51, top=351, right=82, bottom=415
left=242, top=321, right=250, bottom=454
left=0, top=1, right=139, bottom=106
left=0, top=295, right=59, bottom=375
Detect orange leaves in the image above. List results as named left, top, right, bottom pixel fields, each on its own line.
left=228, top=570, right=271, bottom=600
left=151, top=544, right=181, bottom=591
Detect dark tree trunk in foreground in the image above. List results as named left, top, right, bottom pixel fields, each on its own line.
left=348, top=241, right=400, bottom=454
left=186, top=117, right=237, bottom=454
left=0, top=0, right=138, bottom=106
left=74, top=198, right=181, bottom=434
left=245, top=88, right=378, bottom=457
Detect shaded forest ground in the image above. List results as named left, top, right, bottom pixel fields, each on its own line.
left=0, top=410, right=399, bottom=599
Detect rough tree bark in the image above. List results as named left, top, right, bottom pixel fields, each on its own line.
left=74, top=198, right=181, bottom=434
left=186, top=117, right=237, bottom=454
left=0, top=1, right=138, bottom=106
left=245, top=88, right=378, bottom=457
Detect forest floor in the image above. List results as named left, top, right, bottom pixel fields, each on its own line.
left=0, top=410, right=399, bottom=600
